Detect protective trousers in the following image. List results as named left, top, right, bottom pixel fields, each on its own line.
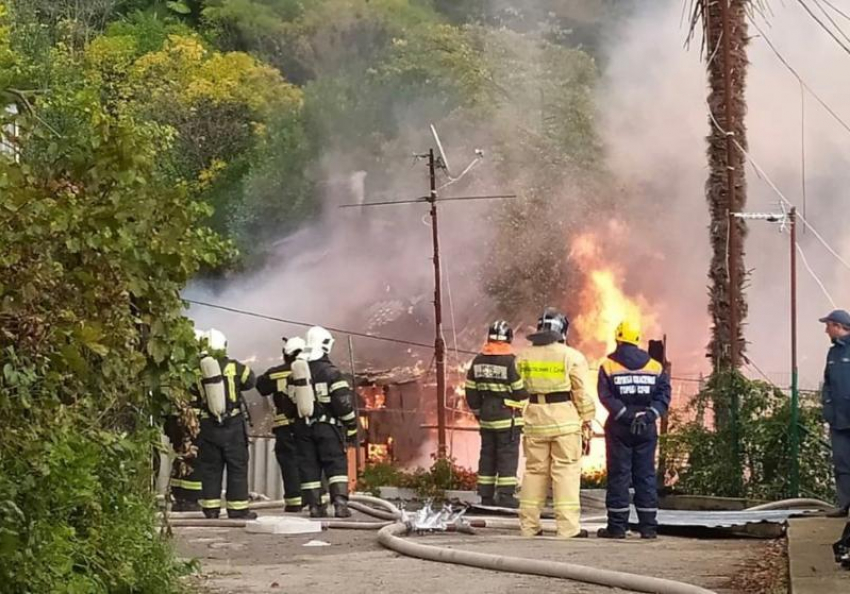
left=273, top=425, right=302, bottom=509
left=196, top=417, right=250, bottom=518
left=170, top=452, right=202, bottom=505
left=296, top=423, right=349, bottom=507
left=477, top=429, right=520, bottom=503
left=605, top=423, right=658, bottom=535
left=832, top=428, right=850, bottom=510
left=519, top=432, right=582, bottom=538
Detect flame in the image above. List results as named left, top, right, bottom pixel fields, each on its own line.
left=568, top=230, right=661, bottom=474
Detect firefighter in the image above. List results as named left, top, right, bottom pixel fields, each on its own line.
left=194, top=329, right=258, bottom=520
left=517, top=308, right=596, bottom=538
left=293, top=326, right=359, bottom=518
left=164, top=411, right=202, bottom=512
left=465, top=320, right=528, bottom=508
left=597, top=320, right=671, bottom=539
left=256, top=337, right=307, bottom=512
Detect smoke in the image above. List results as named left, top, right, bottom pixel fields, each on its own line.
left=189, top=0, right=850, bottom=402
left=599, top=0, right=850, bottom=389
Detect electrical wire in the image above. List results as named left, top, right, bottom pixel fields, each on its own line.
left=706, top=102, right=850, bottom=276
left=795, top=241, right=838, bottom=308
left=795, top=0, right=850, bottom=57
left=799, top=80, right=807, bottom=224
left=812, top=0, right=850, bottom=47
left=820, top=0, right=850, bottom=22
left=184, top=298, right=480, bottom=355
left=748, top=15, right=850, bottom=137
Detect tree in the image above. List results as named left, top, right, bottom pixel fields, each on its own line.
left=689, top=0, right=749, bottom=371
left=0, top=5, right=230, bottom=588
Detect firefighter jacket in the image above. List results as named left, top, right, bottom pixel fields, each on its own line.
left=598, top=343, right=671, bottom=426
left=464, top=342, right=528, bottom=431
left=194, top=356, right=256, bottom=422
left=256, top=362, right=298, bottom=429
left=295, top=356, right=358, bottom=439
left=517, top=331, right=595, bottom=438
left=823, top=336, right=850, bottom=430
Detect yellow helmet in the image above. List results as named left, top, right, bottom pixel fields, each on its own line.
left=615, top=320, right=641, bottom=346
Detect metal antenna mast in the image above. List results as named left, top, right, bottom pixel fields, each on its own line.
left=340, top=129, right=515, bottom=458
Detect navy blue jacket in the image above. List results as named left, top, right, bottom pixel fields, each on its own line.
left=823, top=337, right=850, bottom=430
left=598, top=343, right=671, bottom=427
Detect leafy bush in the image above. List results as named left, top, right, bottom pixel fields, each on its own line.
left=661, top=372, right=833, bottom=501
left=356, top=457, right=477, bottom=500
left=0, top=9, right=228, bottom=590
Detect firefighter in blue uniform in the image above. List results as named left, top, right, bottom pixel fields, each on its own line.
left=597, top=320, right=671, bottom=539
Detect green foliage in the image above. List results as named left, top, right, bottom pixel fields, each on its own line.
left=662, top=372, right=834, bottom=501
left=0, top=14, right=229, bottom=590
left=356, top=457, right=477, bottom=500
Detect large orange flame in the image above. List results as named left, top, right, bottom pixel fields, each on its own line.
left=569, top=230, right=661, bottom=473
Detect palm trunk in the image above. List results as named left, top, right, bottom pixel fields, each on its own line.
left=700, top=0, right=749, bottom=372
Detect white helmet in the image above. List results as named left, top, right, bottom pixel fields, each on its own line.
left=205, top=328, right=228, bottom=352
left=194, top=328, right=206, bottom=342
left=284, top=336, right=306, bottom=357
left=305, top=326, right=334, bottom=361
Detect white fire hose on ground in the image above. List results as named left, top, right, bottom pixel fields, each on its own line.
left=166, top=495, right=833, bottom=594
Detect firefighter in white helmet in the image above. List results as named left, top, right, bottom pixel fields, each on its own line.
left=256, top=336, right=308, bottom=512
left=193, top=329, right=257, bottom=519
left=291, top=326, right=359, bottom=518
left=517, top=308, right=595, bottom=538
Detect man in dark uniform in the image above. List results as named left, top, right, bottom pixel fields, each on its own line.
left=465, top=320, right=528, bottom=507
left=256, top=336, right=306, bottom=512
left=294, top=326, right=358, bottom=518
left=597, top=320, right=671, bottom=539
left=194, top=329, right=257, bottom=520
left=820, top=309, right=850, bottom=518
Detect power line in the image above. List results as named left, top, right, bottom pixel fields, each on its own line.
left=795, top=0, right=850, bottom=57
left=749, top=15, right=850, bottom=137
left=706, top=102, right=850, bottom=276
left=184, top=298, right=480, bottom=355
left=812, top=0, right=850, bottom=47
left=795, top=240, right=838, bottom=308
left=820, top=0, right=850, bottom=23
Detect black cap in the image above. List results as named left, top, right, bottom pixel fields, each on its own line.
left=819, top=309, right=850, bottom=327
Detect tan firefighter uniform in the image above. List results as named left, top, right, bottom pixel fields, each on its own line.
left=517, top=339, right=595, bottom=537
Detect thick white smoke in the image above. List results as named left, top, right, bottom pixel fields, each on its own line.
left=600, top=0, right=850, bottom=389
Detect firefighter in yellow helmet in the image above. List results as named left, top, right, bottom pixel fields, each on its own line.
left=597, top=319, right=670, bottom=539
left=517, top=308, right=596, bottom=538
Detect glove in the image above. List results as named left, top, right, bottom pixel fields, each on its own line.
left=345, top=426, right=359, bottom=446
left=630, top=412, right=649, bottom=436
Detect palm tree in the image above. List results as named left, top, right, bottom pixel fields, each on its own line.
left=689, top=0, right=751, bottom=373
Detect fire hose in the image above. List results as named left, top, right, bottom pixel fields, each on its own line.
left=167, top=495, right=834, bottom=594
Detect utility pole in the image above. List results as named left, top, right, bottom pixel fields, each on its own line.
left=428, top=149, right=448, bottom=459
left=340, top=135, right=514, bottom=461
left=720, top=0, right=741, bottom=371
left=732, top=207, right=799, bottom=496
left=789, top=207, right=800, bottom=496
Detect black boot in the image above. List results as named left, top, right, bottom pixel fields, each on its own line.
left=494, top=494, right=519, bottom=509
left=172, top=499, right=201, bottom=513
left=639, top=531, right=658, bottom=540
left=597, top=527, right=626, bottom=539
left=227, top=509, right=257, bottom=520
left=480, top=497, right=496, bottom=506
left=333, top=497, right=352, bottom=518
left=309, top=504, right=329, bottom=518
left=202, top=509, right=220, bottom=519
left=284, top=504, right=304, bottom=513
